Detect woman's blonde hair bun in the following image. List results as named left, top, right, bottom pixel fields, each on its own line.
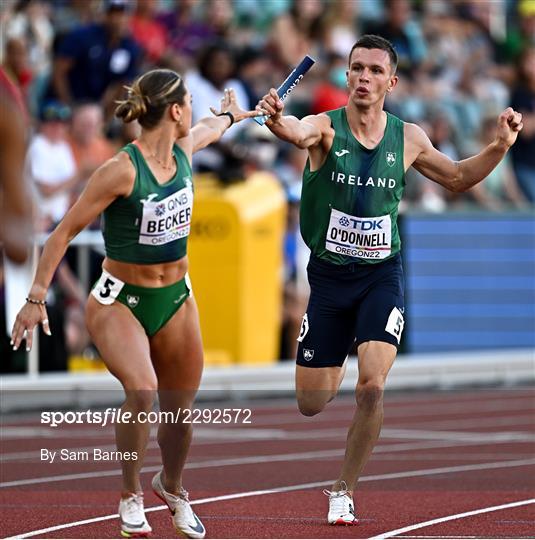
left=115, top=83, right=149, bottom=123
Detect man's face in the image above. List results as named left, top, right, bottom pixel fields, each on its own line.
left=347, top=48, right=397, bottom=107
left=105, top=8, right=130, bottom=37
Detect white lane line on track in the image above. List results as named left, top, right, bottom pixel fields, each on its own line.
left=3, top=432, right=534, bottom=489
left=406, top=413, right=535, bottom=431
left=368, top=498, right=535, bottom=539
left=7, top=459, right=535, bottom=539
left=0, top=426, right=286, bottom=441
left=381, top=428, right=535, bottom=442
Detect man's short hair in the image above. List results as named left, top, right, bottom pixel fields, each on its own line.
left=348, top=35, right=398, bottom=73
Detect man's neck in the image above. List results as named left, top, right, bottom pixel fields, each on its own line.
left=345, top=102, right=387, bottom=148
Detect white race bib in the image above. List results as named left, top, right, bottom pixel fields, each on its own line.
left=385, top=306, right=405, bottom=343
left=139, top=187, right=193, bottom=246
left=326, top=208, right=391, bottom=260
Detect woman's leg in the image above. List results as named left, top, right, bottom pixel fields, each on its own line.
left=149, top=296, right=204, bottom=494
left=85, top=296, right=157, bottom=494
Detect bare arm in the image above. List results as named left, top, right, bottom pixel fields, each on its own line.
left=11, top=154, right=134, bottom=350
left=0, top=98, right=32, bottom=263
left=259, top=88, right=331, bottom=149
left=179, top=88, right=261, bottom=158
left=408, top=108, right=523, bottom=192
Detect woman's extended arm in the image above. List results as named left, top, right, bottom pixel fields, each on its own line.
left=11, top=154, right=134, bottom=351
left=177, top=88, right=262, bottom=158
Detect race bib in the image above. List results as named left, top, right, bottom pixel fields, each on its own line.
left=139, top=187, right=193, bottom=246
left=326, top=208, right=391, bottom=260
left=91, top=271, right=124, bottom=305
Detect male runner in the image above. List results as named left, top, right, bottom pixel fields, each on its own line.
left=257, top=34, right=523, bottom=525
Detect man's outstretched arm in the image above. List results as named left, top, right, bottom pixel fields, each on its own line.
left=408, top=107, right=523, bottom=192
left=258, top=88, right=330, bottom=149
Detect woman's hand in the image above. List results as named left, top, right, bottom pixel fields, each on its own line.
left=210, top=88, right=263, bottom=123
left=11, top=301, right=51, bottom=352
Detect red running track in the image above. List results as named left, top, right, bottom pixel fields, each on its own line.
left=1, top=386, right=534, bottom=539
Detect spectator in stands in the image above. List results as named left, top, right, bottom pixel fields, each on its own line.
left=322, top=0, right=360, bottom=58
left=311, top=52, right=349, bottom=114
left=4, top=0, right=54, bottom=78
left=68, top=102, right=116, bottom=188
left=26, top=99, right=90, bottom=367
left=158, top=0, right=216, bottom=72
left=269, top=0, right=325, bottom=68
left=186, top=41, right=248, bottom=174
left=129, top=0, right=168, bottom=66
left=365, top=0, right=427, bottom=76
left=510, top=46, right=535, bottom=202
left=429, top=112, right=459, bottom=161
left=235, top=45, right=272, bottom=111
left=51, top=0, right=99, bottom=38
left=204, top=0, right=235, bottom=42
left=51, top=0, right=141, bottom=117
left=27, top=101, right=84, bottom=231
left=499, top=0, right=535, bottom=63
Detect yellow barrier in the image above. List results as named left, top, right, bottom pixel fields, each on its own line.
left=68, top=355, right=107, bottom=372
left=188, top=173, right=286, bottom=365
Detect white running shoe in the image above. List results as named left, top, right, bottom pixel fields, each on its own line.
left=152, top=471, right=206, bottom=539
left=118, top=493, right=152, bottom=538
left=324, top=482, right=358, bottom=526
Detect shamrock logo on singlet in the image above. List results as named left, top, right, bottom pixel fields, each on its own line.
left=339, top=216, right=350, bottom=227
left=155, top=203, right=166, bottom=217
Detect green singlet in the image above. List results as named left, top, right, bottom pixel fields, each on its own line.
left=300, top=107, right=405, bottom=265
left=102, top=141, right=194, bottom=264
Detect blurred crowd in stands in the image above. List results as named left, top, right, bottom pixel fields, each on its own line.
left=1, top=0, right=534, bottom=366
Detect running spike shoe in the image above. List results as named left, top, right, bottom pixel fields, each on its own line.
left=152, top=471, right=206, bottom=539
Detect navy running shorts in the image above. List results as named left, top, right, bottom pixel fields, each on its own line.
left=296, top=253, right=405, bottom=368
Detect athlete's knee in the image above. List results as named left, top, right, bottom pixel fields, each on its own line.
left=356, top=380, right=385, bottom=412
left=123, top=382, right=158, bottom=413
left=296, top=391, right=332, bottom=417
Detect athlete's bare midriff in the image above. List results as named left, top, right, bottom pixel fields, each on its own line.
left=103, top=255, right=189, bottom=287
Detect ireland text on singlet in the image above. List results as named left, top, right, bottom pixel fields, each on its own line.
left=102, top=142, right=193, bottom=264
left=300, top=108, right=405, bottom=265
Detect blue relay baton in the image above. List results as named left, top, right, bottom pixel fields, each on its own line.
left=254, top=55, right=315, bottom=126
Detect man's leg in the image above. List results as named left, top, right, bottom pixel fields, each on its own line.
left=295, top=361, right=347, bottom=416
left=332, top=340, right=397, bottom=492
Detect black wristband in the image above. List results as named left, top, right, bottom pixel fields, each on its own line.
left=26, top=297, right=47, bottom=306
left=217, top=111, right=235, bottom=127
